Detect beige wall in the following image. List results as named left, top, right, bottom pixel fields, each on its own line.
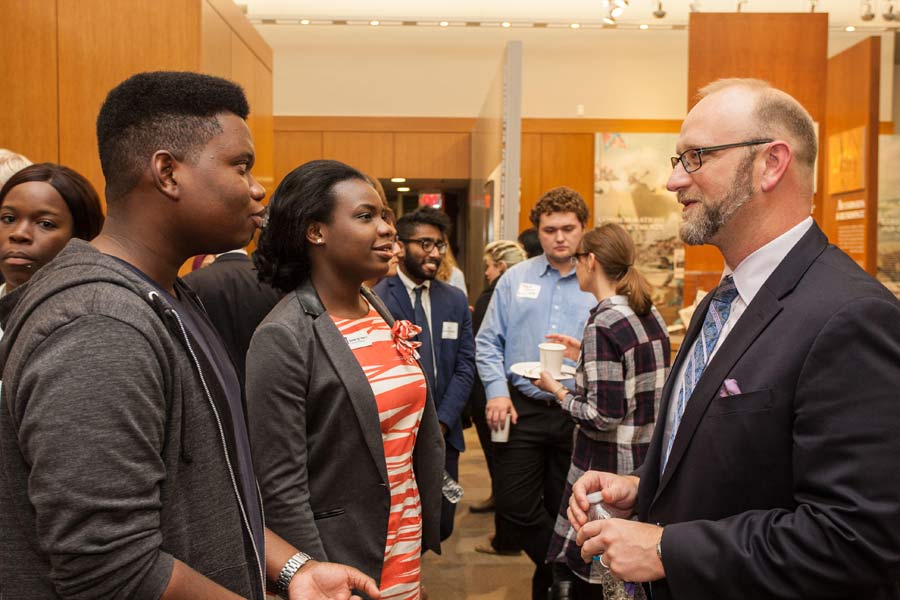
left=262, top=24, right=894, bottom=122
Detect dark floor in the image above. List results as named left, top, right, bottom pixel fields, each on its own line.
left=421, top=427, right=533, bottom=600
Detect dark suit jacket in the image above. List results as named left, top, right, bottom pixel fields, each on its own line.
left=372, top=276, right=476, bottom=453
left=245, top=281, right=444, bottom=587
left=638, top=223, right=900, bottom=600
left=183, top=252, right=282, bottom=383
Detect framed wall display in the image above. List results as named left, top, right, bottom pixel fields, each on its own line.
left=594, top=132, right=684, bottom=326
left=828, top=126, right=866, bottom=195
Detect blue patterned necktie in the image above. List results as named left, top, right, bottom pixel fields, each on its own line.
left=662, top=275, right=739, bottom=472
left=414, top=285, right=436, bottom=391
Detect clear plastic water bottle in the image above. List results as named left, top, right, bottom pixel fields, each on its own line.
left=586, top=492, right=646, bottom=600
left=441, top=470, right=464, bottom=504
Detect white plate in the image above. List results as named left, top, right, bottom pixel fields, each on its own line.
left=510, top=361, right=576, bottom=381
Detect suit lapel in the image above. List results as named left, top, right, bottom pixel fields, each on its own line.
left=387, top=278, right=416, bottom=323
left=428, top=283, right=443, bottom=369
left=643, top=290, right=715, bottom=488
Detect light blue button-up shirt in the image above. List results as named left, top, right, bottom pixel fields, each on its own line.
left=476, top=254, right=597, bottom=402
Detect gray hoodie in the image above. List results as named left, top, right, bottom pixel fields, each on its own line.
left=0, top=239, right=265, bottom=600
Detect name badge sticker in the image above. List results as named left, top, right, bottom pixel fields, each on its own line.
left=516, top=282, right=541, bottom=299
left=442, top=321, right=459, bottom=339
left=344, top=330, right=372, bottom=350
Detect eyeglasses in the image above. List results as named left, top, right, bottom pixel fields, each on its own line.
left=670, top=139, right=773, bottom=174
left=401, top=237, right=448, bottom=254
left=570, top=252, right=591, bottom=265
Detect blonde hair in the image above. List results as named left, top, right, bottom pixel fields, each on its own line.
left=436, top=240, right=459, bottom=283
left=581, top=223, right=653, bottom=316
left=698, top=78, right=818, bottom=171
left=0, top=149, right=32, bottom=187
left=483, top=240, right=527, bottom=269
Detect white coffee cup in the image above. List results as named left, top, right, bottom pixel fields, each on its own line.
left=539, top=342, right=566, bottom=377
left=491, top=414, right=512, bottom=443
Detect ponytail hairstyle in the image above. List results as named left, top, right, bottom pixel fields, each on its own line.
left=581, top=223, right=653, bottom=316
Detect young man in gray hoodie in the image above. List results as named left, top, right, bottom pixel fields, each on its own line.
left=0, top=71, right=379, bottom=600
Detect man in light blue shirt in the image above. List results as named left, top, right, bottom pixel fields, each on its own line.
left=476, top=187, right=596, bottom=600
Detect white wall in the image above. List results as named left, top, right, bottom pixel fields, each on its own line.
left=261, top=24, right=894, bottom=122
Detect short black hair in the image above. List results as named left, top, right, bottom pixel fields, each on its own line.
left=396, top=206, right=451, bottom=241
left=0, top=163, right=104, bottom=240
left=517, top=227, right=543, bottom=258
left=254, top=159, right=369, bottom=293
left=96, top=71, right=249, bottom=202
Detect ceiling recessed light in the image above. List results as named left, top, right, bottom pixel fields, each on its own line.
left=397, top=187, right=411, bottom=192
left=300, top=18, right=310, bottom=25
left=570, top=23, right=581, bottom=29
left=370, top=20, right=380, bottom=26
left=391, top=177, right=406, bottom=183
left=439, top=20, right=449, bottom=27
left=845, top=25, right=856, bottom=31
left=501, top=21, right=511, bottom=28
left=640, top=23, right=649, bottom=29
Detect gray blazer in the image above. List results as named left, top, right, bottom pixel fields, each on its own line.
left=246, top=280, right=444, bottom=586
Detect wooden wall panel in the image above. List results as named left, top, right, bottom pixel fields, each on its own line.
left=685, top=12, right=828, bottom=302
left=274, top=132, right=323, bottom=187
left=519, top=133, right=543, bottom=233
left=201, top=0, right=232, bottom=79
left=253, top=59, right=275, bottom=192
left=1, top=1, right=59, bottom=163
left=823, top=37, right=880, bottom=275
left=394, top=132, right=470, bottom=179
left=538, top=134, right=595, bottom=227
left=57, top=0, right=202, bottom=200
left=322, top=132, right=394, bottom=178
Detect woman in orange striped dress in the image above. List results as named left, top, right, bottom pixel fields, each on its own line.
left=247, top=160, right=444, bottom=599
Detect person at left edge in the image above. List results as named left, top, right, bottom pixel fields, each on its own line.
left=373, top=206, right=476, bottom=541
left=247, top=160, right=444, bottom=600
left=0, top=71, right=379, bottom=600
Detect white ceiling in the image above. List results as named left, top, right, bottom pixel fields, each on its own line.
left=241, top=0, right=897, bottom=28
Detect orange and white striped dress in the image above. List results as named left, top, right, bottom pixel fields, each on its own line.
left=332, top=307, right=426, bottom=600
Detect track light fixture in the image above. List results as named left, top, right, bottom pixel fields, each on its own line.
left=861, top=1, right=875, bottom=20
left=885, top=2, right=898, bottom=21
left=653, top=1, right=667, bottom=18
left=736, top=0, right=748, bottom=12
left=689, top=1, right=702, bottom=12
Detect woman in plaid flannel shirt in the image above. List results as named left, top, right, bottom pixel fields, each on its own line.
left=536, top=223, right=671, bottom=599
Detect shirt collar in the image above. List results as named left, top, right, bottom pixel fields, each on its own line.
left=397, top=268, right=430, bottom=293
left=724, top=216, right=814, bottom=306
left=536, top=253, right=577, bottom=279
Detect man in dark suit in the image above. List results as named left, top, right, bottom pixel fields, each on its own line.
left=373, top=207, right=475, bottom=541
left=568, top=78, right=900, bottom=599
left=184, top=248, right=283, bottom=384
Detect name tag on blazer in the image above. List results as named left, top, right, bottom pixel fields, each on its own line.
left=517, top=282, right=541, bottom=299
left=442, top=321, right=459, bottom=339
left=344, top=330, right=372, bottom=349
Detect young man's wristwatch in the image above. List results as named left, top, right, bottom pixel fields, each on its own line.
left=275, top=551, right=312, bottom=599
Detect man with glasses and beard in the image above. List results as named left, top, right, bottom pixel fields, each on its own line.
left=373, top=206, right=475, bottom=542
left=568, top=79, right=900, bottom=600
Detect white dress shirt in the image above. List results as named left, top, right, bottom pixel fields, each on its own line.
left=661, top=217, right=814, bottom=449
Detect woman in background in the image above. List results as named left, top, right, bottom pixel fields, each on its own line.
left=0, top=163, right=104, bottom=317
left=535, top=223, right=670, bottom=599
left=435, top=239, right=467, bottom=296
left=247, top=159, right=443, bottom=600
left=470, top=240, right=528, bottom=555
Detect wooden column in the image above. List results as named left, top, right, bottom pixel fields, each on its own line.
left=685, top=12, right=828, bottom=302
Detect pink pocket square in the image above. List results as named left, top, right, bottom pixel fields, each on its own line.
left=718, top=379, right=742, bottom=397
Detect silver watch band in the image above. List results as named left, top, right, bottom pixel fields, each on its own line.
left=275, top=551, right=311, bottom=599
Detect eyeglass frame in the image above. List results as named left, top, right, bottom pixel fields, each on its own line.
left=670, top=139, right=773, bottom=174
left=570, top=251, right=591, bottom=265
left=400, top=237, right=448, bottom=254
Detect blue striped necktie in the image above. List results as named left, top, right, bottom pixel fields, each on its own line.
left=662, top=275, right=739, bottom=472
